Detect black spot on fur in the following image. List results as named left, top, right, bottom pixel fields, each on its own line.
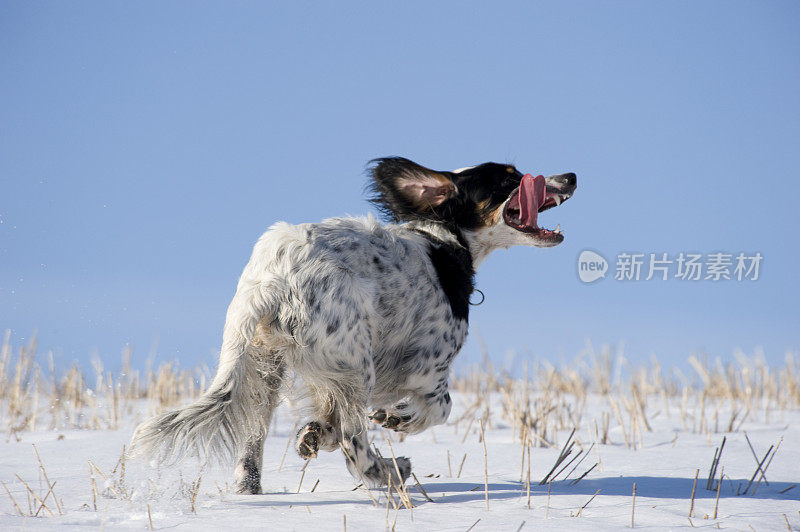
left=326, top=319, right=340, bottom=335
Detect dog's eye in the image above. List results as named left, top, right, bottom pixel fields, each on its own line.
left=506, top=166, right=515, bottom=173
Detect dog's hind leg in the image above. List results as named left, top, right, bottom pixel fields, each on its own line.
left=233, top=326, right=286, bottom=494
left=234, top=437, right=266, bottom=494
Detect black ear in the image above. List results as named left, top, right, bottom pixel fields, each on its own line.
left=368, top=157, right=457, bottom=221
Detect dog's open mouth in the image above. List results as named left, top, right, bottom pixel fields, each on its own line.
left=503, top=173, right=568, bottom=243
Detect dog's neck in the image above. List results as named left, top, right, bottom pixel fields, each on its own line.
left=406, top=221, right=466, bottom=250
left=460, top=228, right=495, bottom=268
left=406, top=220, right=475, bottom=322
left=407, top=221, right=499, bottom=269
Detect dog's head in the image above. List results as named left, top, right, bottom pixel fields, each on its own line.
left=369, top=157, right=577, bottom=249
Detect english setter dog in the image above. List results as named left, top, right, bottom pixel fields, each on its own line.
left=130, top=157, right=577, bottom=494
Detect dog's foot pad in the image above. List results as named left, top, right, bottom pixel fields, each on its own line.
left=370, top=409, right=412, bottom=432
left=369, top=409, right=387, bottom=423
left=296, top=421, right=322, bottom=459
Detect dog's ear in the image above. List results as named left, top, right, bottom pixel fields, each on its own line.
left=368, top=157, right=457, bottom=221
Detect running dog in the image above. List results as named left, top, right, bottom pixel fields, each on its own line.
left=130, top=157, right=577, bottom=494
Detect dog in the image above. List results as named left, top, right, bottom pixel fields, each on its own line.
left=130, top=157, right=577, bottom=494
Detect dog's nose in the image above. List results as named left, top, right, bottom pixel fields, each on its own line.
left=550, top=172, right=577, bottom=188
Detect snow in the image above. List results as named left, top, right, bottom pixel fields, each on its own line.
left=1, top=394, right=798, bottom=531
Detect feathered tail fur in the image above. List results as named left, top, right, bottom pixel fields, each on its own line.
left=130, top=279, right=283, bottom=464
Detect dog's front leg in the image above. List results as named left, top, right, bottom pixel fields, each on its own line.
left=295, top=420, right=339, bottom=459
left=340, top=431, right=411, bottom=488
left=370, top=384, right=452, bottom=434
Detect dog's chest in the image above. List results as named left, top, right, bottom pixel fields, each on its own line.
left=305, top=220, right=472, bottom=363
left=368, top=242, right=471, bottom=364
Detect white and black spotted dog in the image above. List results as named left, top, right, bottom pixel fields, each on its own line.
left=130, top=157, right=577, bottom=494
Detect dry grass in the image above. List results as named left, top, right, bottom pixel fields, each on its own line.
left=5, top=332, right=795, bottom=526
left=0, top=332, right=206, bottom=437
left=451, top=342, right=799, bottom=452
left=2, top=332, right=798, bottom=449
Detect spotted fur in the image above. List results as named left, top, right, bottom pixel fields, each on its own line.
left=130, top=157, right=576, bottom=493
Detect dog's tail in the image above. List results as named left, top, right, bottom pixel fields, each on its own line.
left=130, top=280, right=282, bottom=464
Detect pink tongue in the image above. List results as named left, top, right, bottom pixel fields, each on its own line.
left=518, top=174, right=546, bottom=228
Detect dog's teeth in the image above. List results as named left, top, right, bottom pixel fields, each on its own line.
left=554, top=196, right=562, bottom=206
left=554, top=224, right=561, bottom=234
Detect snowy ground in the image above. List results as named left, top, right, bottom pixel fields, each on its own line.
left=1, top=393, right=798, bottom=531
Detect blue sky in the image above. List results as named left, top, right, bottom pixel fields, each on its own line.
left=1, top=1, right=798, bottom=373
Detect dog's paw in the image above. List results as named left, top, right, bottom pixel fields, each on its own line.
left=369, top=409, right=388, bottom=425
left=369, top=409, right=413, bottom=432
left=233, top=467, right=262, bottom=495
left=296, top=421, right=323, bottom=459
left=361, top=457, right=413, bottom=488
left=296, top=420, right=338, bottom=459
left=388, top=456, right=412, bottom=485
left=233, top=479, right=262, bottom=495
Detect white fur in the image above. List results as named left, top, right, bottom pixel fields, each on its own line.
left=131, top=215, right=468, bottom=490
